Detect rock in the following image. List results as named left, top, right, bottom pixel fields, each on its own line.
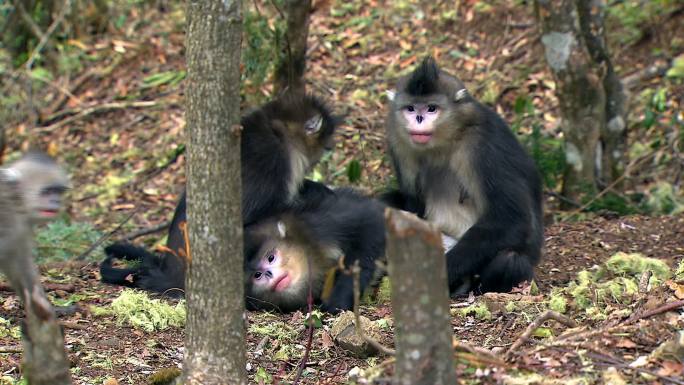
left=330, top=311, right=381, bottom=358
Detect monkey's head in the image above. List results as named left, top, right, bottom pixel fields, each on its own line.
left=244, top=219, right=332, bottom=312
left=269, top=94, right=340, bottom=164
left=3, top=151, right=70, bottom=225
left=388, top=57, right=479, bottom=150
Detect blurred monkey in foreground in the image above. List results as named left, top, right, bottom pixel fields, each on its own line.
left=0, top=151, right=72, bottom=384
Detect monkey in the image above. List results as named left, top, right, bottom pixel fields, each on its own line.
left=2, top=150, right=70, bottom=225
left=383, top=57, right=543, bottom=295
left=244, top=186, right=386, bottom=313
left=100, top=93, right=340, bottom=295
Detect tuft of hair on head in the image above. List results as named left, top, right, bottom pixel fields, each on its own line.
left=406, top=56, right=440, bottom=96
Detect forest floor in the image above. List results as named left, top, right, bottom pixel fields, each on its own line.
left=2, top=1, right=684, bottom=384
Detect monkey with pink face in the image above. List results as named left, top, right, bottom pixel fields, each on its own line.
left=383, top=57, right=544, bottom=295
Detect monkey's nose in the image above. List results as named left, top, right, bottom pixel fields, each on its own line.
left=416, top=115, right=424, bottom=123
left=265, top=271, right=273, bottom=279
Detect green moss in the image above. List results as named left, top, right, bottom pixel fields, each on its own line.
left=110, top=289, right=185, bottom=332
left=548, top=294, right=568, bottom=313
left=605, top=252, right=671, bottom=280
left=459, top=303, right=492, bottom=320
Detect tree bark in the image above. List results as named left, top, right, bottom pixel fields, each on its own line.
left=0, top=175, right=72, bottom=385
left=385, top=209, right=456, bottom=385
left=576, top=0, right=628, bottom=186
left=273, top=0, right=312, bottom=96
left=536, top=0, right=605, bottom=205
left=183, top=1, right=246, bottom=384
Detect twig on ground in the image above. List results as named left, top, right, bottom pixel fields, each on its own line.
left=625, top=299, right=684, bottom=325
left=638, top=270, right=653, bottom=293
left=292, top=252, right=316, bottom=385
left=39, top=100, right=165, bottom=132
left=352, top=262, right=395, bottom=356
left=118, top=220, right=171, bottom=241
left=506, top=310, right=578, bottom=358
left=75, top=209, right=138, bottom=260
left=0, top=345, right=22, bottom=354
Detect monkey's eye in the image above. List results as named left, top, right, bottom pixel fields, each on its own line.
left=254, top=272, right=263, bottom=280
left=267, top=254, right=275, bottom=263
left=427, top=105, right=438, bottom=113
left=41, top=186, right=68, bottom=196
left=405, top=105, right=415, bottom=112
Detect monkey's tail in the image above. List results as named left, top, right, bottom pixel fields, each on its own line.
left=100, top=243, right=157, bottom=286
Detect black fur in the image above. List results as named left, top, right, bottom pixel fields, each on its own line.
left=100, top=193, right=187, bottom=296
left=406, top=57, right=440, bottom=96
left=240, top=93, right=337, bottom=226
left=100, top=94, right=338, bottom=295
left=442, top=102, right=543, bottom=293
left=245, top=185, right=386, bottom=313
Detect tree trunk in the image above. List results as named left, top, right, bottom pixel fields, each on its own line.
left=536, top=0, right=605, bottom=205
left=576, top=0, right=628, bottom=186
left=183, top=1, right=246, bottom=384
left=273, top=0, right=312, bottom=96
left=385, top=209, right=456, bottom=385
left=0, top=176, right=72, bottom=385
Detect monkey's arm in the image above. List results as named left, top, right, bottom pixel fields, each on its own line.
left=444, top=192, right=536, bottom=293
left=378, top=189, right=425, bottom=216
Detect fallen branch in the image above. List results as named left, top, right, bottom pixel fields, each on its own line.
left=506, top=310, right=578, bottom=358
left=0, top=345, right=22, bottom=354
left=625, top=299, right=684, bottom=325
left=118, top=220, right=171, bottom=242
left=75, top=209, right=138, bottom=260
left=39, top=100, right=165, bottom=133
left=352, top=262, right=395, bottom=356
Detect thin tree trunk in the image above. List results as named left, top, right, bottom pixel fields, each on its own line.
left=273, top=0, right=312, bottom=96
left=385, top=209, right=456, bottom=385
left=576, top=0, right=628, bottom=186
left=183, top=1, right=246, bottom=384
left=537, top=0, right=605, bottom=205
left=0, top=177, right=72, bottom=385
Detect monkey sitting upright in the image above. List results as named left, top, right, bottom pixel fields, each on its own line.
left=383, top=57, right=543, bottom=295
left=244, top=185, right=386, bottom=313
left=100, top=94, right=340, bottom=295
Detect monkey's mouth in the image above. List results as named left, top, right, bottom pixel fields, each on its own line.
left=271, top=274, right=291, bottom=292
left=409, top=132, right=432, bottom=144
left=39, top=209, right=59, bottom=217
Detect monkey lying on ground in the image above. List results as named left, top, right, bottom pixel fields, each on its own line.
left=244, top=186, right=386, bottom=313
left=384, top=57, right=543, bottom=295
left=101, top=94, right=339, bottom=295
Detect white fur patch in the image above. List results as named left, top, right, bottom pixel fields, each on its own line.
left=426, top=199, right=478, bottom=239
left=441, top=233, right=458, bottom=253
left=287, top=146, right=309, bottom=199
left=386, top=89, right=396, bottom=101
left=454, top=88, right=468, bottom=101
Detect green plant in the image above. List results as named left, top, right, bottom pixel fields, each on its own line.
left=33, top=219, right=103, bottom=262
left=512, top=95, right=565, bottom=189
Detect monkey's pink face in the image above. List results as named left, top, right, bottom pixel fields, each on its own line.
left=250, top=248, right=293, bottom=293
left=402, top=104, right=440, bottom=144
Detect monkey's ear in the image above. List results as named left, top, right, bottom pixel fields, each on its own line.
left=385, top=89, right=396, bottom=101
left=304, top=114, right=323, bottom=135
left=453, top=88, right=468, bottom=102
left=276, top=221, right=287, bottom=238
